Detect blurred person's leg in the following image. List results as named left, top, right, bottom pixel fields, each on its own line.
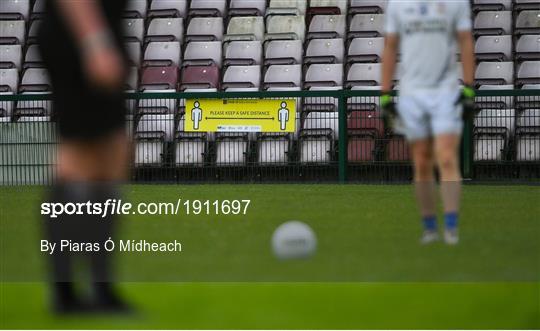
left=411, top=139, right=439, bottom=243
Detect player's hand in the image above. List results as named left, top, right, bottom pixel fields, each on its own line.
left=81, top=32, right=125, bottom=91
left=381, top=92, right=397, bottom=129
left=457, top=85, right=476, bottom=121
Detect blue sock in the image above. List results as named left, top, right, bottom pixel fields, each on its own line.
left=445, top=212, right=458, bottom=230
left=422, top=215, right=437, bottom=231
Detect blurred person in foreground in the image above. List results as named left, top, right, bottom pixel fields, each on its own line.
left=381, top=0, right=476, bottom=245
left=38, top=0, right=130, bottom=312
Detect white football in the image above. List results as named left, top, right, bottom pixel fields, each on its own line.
left=271, top=221, right=317, bottom=259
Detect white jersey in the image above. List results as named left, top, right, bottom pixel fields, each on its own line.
left=385, top=0, right=472, bottom=95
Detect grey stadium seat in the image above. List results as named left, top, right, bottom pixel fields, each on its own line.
left=125, top=41, right=142, bottom=67
left=347, top=63, right=382, bottom=87
left=183, top=41, right=222, bottom=67
left=224, top=41, right=263, bottom=66
left=31, top=0, right=46, bottom=19
left=515, top=10, right=540, bottom=35
left=305, top=38, right=344, bottom=65
left=149, top=0, right=188, bottom=18
left=143, top=41, right=182, bottom=67
left=26, top=19, right=41, bottom=44
left=229, top=0, right=266, bottom=17
left=472, top=0, right=512, bottom=12
left=475, top=62, right=514, bottom=86
left=23, top=44, right=43, bottom=69
left=0, top=0, right=30, bottom=20
left=347, top=37, right=384, bottom=64
left=517, top=61, right=540, bottom=86
left=0, top=44, right=22, bottom=70
left=122, top=18, right=145, bottom=43
left=189, top=0, right=227, bottom=18
left=0, top=68, right=18, bottom=92
left=514, top=0, right=540, bottom=11
left=19, top=68, right=51, bottom=92
left=175, top=114, right=207, bottom=166
left=263, top=64, right=302, bottom=89
left=146, top=18, right=184, bottom=44
left=223, top=65, right=261, bottom=89
left=307, top=14, right=346, bottom=39
left=186, top=17, right=224, bottom=42
left=474, top=108, right=515, bottom=161
left=225, top=16, right=265, bottom=41
left=264, top=40, right=303, bottom=66
left=517, top=84, right=540, bottom=108
left=476, top=84, right=514, bottom=109
left=309, top=0, right=348, bottom=14
left=0, top=20, right=25, bottom=45
left=349, top=14, right=385, bottom=39
left=265, top=15, right=306, bottom=42
left=349, top=0, right=387, bottom=15
left=473, top=11, right=512, bottom=36
left=267, top=0, right=307, bottom=16
left=0, top=91, right=14, bottom=118
left=475, top=35, right=512, bottom=61
left=516, top=35, right=540, bottom=61
left=124, top=0, right=147, bottom=18
left=304, top=64, right=343, bottom=89
left=137, top=89, right=177, bottom=112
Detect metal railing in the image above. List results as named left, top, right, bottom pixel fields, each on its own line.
left=1, top=89, right=539, bottom=185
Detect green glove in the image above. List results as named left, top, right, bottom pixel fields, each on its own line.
left=381, top=92, right=397, bottom=129
left=458, top=85, right=476, bottom=121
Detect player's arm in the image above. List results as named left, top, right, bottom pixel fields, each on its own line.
left=382, top=34, right=399, bottom=93
left=458, top=30, right=475, bottom=87
left=455, top=1, right=476, bottom=118
left=55, top=0, right=124, bottom=90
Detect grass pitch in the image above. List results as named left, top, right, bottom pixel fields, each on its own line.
left=1, top=184, right=539, bottom=329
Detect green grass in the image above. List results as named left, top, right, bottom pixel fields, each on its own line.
left=1, top=184, right=539, bottom=329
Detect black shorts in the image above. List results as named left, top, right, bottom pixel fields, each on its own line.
left=38, top=0, right=127, bottom=141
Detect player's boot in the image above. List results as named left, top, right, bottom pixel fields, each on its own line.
left=444, top=228, right=459, bottom=245
left=420, top=230, right=440, bottom=244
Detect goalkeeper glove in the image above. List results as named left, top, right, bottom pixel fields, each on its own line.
left=381, top=92, right=397, bottom=129
left=457, top=84, right=476, bottom=121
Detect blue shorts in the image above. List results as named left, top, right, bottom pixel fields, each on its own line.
left=395, top=90, right=463, bottom=141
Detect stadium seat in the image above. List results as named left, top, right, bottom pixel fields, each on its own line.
left=148, top=0, right=188, bottom=18
left=264, top=40, right=303, bottom=66
left=225, top=16, right=265, bottom=41
left=349, top=0, right=387, bottom=15
left=183, top=41, right=222, bottom=68
left=300, top=111, right=338, bottom=163
left=515, top=10, right=540, bottom=35
left=23, top=44, right=43, bottom=69
left=26, top=19, right=40, bottom=45
left=180, top=65, right=220, bottom=90
left=304, top=64, right=343, bottom=89
left=475, top=61, right=514, bottom=86
left=137, top=89, right=177, bottom=113
left=189, top=0, right=227, bottom=18
left=146, top=18, right=184, bottom=44
left=265, top=15, right=306, bottom=42
left=229, top=0, right=266, bottom=17
left=347, top=85, right=381, bottom=112
left=125, top=67, right=139, bottom=112
left=307, top=14, right=346, bottom=39
left=140, top=66, right=179, bottom=90
left=0, top=20, right=25, bottom=45
left=476, top=84, right=514, bottom=109
left=347, top=110, right=384, bottom=162
left=143, top=41, right=182, bottom=67
left=0, top=44, right=22, bottom=70
left=347, top=63, right=382, bottom=87
left=515, top=35, right=540, bottom=61
left=19, top=68, right=50, bottom=92
left=517, top=61, right=540, bottom=86
left=347, top=37, right=384, bottom=64
left=122, top=18, right=145, bottom=43
left=514, top=0, right=540, bottom=12
left=349, top=14, right=385, bottom=39
left=517, top=84, right=540, bottom=108
left=223, top=65, right=261, bottom=89
left=263, top=64, right=302, bottom=89
left=124, top=0, right=147, bottom=18
left=224, top=41, right=263, bottom=66
left=0, top=91, right=14, bottom=118
left=305, top=38, right=344, bottom=65
left=472, top=0, right=512, bottom=12
left=475, top=35, right=512, bottom=61
left=308, top=0, right=348, bottom=15
left=257, top=133, right=291, bottom=165
left=0, top=0, right=30, bottom=20
left=175, top=115, right=207, bottom=166
left=215, top=133, right=250, bottom=166
left=473, top=11, right=512, bottom=36
left=125, top=41, right=142, bottom=67
left=386, top=135, right=410, bottom=162
left=15, top=91, right=52, bottom=117
left=474, top=108, right=515, bottom=160
left=267, top=0, right=307, bottom=16
left=186, top=17, right=224, bottom=42
left=31, top=0, right=46, bottom=19
left=515, top=127, right=540, bottom=161
left=136, top=113, right=175, bottom=141
left=0, top=68, right=18, bottom=92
